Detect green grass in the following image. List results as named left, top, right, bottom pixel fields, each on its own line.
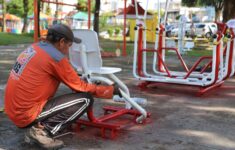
left=0, top=33, right=34, bottom=45
left=99, top=36, right=214, bottom=57
left=0, top=32, right=213, bottom=57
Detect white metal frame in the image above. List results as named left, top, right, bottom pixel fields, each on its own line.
left=69, top=29, right=147, bottom=123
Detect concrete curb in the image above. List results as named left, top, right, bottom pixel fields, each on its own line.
left=0, top=44, right=30, bottom=49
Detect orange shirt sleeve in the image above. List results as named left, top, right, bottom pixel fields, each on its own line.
left=52, top=57, right=114, bottom=99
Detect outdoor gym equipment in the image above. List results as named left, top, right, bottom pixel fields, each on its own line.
left=132, top=0, right=235, bottom=95
left=69, top=29, right=150, bottom=139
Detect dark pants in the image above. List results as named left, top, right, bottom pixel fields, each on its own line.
left=35, top=92, right=94, bottom=136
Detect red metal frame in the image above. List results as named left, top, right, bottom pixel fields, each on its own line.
left=122, top=0, right=127, bottom=56
left=157, top=24, right=165, bottom=72
left=137, top=26, right=144, bottom=76
left=184, top=56, right=212, bottom=79
left=41, top=0, right=77, bottom=7
left=77, top=106, right=151, bottom=139
left=88, top=0, right=91, bottom=29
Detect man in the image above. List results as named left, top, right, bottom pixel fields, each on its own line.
left=4, top=24, right=120, bottom=149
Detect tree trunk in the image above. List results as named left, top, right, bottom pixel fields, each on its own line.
left=22, top=0, right=29, bottom=33
left=2, top=0, right=6, bottom=32
left=94, top=0, right=100, bottom=34
left=223, top=0, right=235, bottom=22
left=215, top=8, right=222, bottom=22
left=55, top=0, right=58, bottom=20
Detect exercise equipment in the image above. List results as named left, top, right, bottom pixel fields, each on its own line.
left=69, top=29, right=150, bottom=138
left=132, top=0, right=235, bottom=95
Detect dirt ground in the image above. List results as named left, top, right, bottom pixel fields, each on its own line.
left=0, top=44, right=235, bottom=150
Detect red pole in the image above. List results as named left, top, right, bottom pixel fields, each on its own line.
left=137, top=26, right=144, bottom=76
left=34, top=0, right=39, bottom=42
left=123, top=0, right=127, bottom=56
left=88, top=0, right=91, bottom=29
left=41, top=0, right=78, bottom=7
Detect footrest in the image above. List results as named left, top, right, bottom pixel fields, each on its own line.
left=76, top=106, right=151, bottom=139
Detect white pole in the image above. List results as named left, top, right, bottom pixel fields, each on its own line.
left=158, top=0, right=160, bottom=25
left=134, top=0, right=139, bottom=21
left=163, top=0, right=170, bottom=27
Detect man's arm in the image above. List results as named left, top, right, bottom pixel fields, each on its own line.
left=52, top=58, right=114, bottom=99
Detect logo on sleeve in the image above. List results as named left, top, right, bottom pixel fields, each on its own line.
left=11, top=47, right=36, bottom=80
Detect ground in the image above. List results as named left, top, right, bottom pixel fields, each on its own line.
left=0, top=44, right=235, bottom=150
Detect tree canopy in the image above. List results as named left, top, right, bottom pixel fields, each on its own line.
left=181, top=0, right=198, bottom=7
left=182, top=0, right=224, bottom=21
left=6, top=0, right=33, bottom=17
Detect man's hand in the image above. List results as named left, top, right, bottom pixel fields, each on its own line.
left=113, top=83, right=122, bottom=97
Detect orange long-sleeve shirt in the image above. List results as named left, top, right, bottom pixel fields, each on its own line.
left=4, top=42, right=114, bottom=127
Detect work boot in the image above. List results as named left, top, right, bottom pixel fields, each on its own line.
left=25, top=126, right=64, bottom=149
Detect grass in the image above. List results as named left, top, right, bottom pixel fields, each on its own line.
left=0, top=33, right=34, bottom=45
left=99, top=36, right=214, bottom=57
left=0, top=31, right=213, bottom=57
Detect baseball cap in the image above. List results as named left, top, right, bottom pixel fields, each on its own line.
left=48, top=24, right=81, bottom=43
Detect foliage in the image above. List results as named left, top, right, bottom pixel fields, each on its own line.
left=114, top=28, right=121, bottom=35
left=99, top=15, right=109, bottom=28
left=175, top=15, right=181, bottom=20
left=99, top=12, right=114, bottom=28
left=107, top=28, right=114, bottom=37
left=77, top=0, right=95, bottom=12
left=6, top=0, right=33, bottom=17
left=182, top=0, right=224, bottom=21
left=45, top=4, right=51, bottom=16
left=197, top=0, right=224, bottom=7
left=181, top=0, right=198, bottom=7
left=182, top=0, right=224, bottom=8
left=182, top=0, right=224, bottom=9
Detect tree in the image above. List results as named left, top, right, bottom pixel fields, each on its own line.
left=181, top=0, right=198, bottom=7
left=22, top=0, right=29, bottom=33
left=1, top=0, right=6, bottom=32
left=223, top=0, right=235, bottom=22
left=182, top=0, right=224, bottom=21
left=198, top=0, right=224, bottom=22
left=6, top=0, right=33, bottom=33
left=77, top=0, right=88, bottom=11
left=93, top=0, right=100, bottom=34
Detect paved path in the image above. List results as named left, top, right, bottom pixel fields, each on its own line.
left=0, top=45, right=235, bottom=150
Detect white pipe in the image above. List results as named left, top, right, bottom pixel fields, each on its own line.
left=134, top=0, right=139, bottom=21
left=142, top=26, right=149, bottom=76
left=224, top=39, right=231, bottom=78
left=153, top=30, right=159, bottom=74
left=120, top=90, right=147, bottom=123
left=143, top=0, right=149, bottom=22
left=133, top=26, right=140, bottom=78
left=108, top=74, right=130, bottom=96
left=158, top=0, right=160, bottom=24
left=231, top=38, right=235, bottom=76
left=80, top=44, right=90, bottom=75
left=163, top=0, right=170, bottom=27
